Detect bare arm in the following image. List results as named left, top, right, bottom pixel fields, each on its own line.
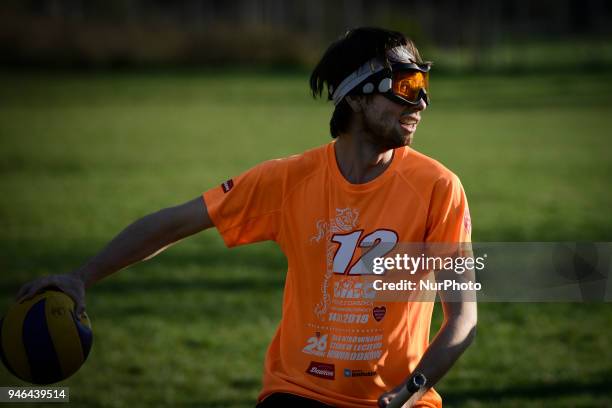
left=379, top=268, right=478, bottom=407
left=16, top=196, right=213, bottom=315
left=74, top=196, right=212, bottom=287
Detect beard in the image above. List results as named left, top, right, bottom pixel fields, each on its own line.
left=362, top=111, right=412, bottom=150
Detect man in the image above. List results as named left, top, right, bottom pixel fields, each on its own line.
left=17, top=27, right=476, bottom=407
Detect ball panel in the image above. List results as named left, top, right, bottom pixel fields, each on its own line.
left=45, top=292, right=84, bottom=378
left=0, top=318, right=22, bottom=380
left=72, top=312, right=93, bottom=359
left=1, top=300, right=33, bottom=382
left=23, top=298, right=63, bottom=384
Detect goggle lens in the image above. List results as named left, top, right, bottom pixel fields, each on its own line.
left=392, top=71, right=429, bottom=102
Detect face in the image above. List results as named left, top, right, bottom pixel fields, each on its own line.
left=358, top=94, right=427, bottom=150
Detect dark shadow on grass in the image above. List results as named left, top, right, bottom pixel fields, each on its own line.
left=442, top=370, right=612, bottom=404
left=92, top=273, right=286, bottom=295
left=178, top=398, right=256, bottom=408
left=0, top=237, right=288, bottom=292
left=0, top=237, right=286, bottom=271
left=229, top=377, right=261, bottom=391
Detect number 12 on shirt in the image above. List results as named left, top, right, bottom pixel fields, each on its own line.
left=331, top=229, right=398, bottom=275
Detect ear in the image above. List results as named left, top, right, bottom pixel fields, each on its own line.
left=345, top=95, right=363, bottom=113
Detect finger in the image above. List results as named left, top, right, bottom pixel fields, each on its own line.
left=15, top=282, right=33, bottom=302
left=16, top=276, right=59, bottom=303
left=75, top=301, right=87, bottom=320
left=378, top=395, right=390, bottom=408
left=61, top=286, right=86, bottom=321
left=16, top=280, right=47, bottom=303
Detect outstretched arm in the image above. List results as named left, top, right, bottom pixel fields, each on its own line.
left=16, top=196, right=213, bottom=316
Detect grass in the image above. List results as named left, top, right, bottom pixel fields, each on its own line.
left=428, top=38, right=612, bottom=73
left=0, top=70, right=611, bottom=407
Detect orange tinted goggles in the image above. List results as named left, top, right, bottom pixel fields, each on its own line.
left=392, top=70, right=429, bottom=103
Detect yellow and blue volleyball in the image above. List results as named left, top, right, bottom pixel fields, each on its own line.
left=0, top=290, right=93, bottom=385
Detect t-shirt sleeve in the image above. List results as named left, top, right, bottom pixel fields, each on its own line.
left=203, top=159, right=285, bottom=247
left=425, top=174, right=472, bottom=243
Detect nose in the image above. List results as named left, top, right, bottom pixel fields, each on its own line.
left=403, top=98, right=426, bottom=115
left=413, top=98, right=427, bottom=112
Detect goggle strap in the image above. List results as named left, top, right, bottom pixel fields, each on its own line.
left=331, top=59, right=386, bottom=105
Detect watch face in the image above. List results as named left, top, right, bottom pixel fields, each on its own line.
left=412, top=373, right=427, bottom=388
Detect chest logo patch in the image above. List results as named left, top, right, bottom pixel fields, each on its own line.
left=306, top=361, right=335, bottom=380
left=372, top=306, right=386, bottom=322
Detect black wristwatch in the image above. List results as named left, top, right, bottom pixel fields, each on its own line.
left=406, top=373, right=427, bottom=393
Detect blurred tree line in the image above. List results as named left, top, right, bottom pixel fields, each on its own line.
left=1, top=0, right=611, bottom=71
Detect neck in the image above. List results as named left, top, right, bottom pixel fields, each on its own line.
left=333, top=132, right=394, bottom=184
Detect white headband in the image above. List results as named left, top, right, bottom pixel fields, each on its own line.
left=330, top=58, right=385, bottom=105
left=330, top=46, right=416, bottom=105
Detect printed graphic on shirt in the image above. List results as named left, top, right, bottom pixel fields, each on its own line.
left=326, top=333, right=383, bottom=361
left=330, top=278, right=377, bottom=325
left=311, top=209, right=399, bottom=332
left=302, top=332, right=384, bottom=362
left=302, top=332, right=328, bottom=357
left=311, top=208, right=400, bottom=323
left=311, top=208, right=360, bottom=320
left=344, top=368, right=377, bottom=377
left=307, top=207, right=391, bottom=364
left=372, top=306, right=386, bottom=322
left=306, top=361, right=335, bottom=380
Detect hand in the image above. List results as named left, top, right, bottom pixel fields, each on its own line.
left=378, top=384, right=407, bottom=408
left=378, top=383, right=412, bottom=408
left=15, top=272, right=87, bottom=319
left=378, top=390, right=395, bottom=407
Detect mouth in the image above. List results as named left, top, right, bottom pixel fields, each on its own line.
left=399, top=116, right=419, bottom=132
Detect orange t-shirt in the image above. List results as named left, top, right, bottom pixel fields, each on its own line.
left=203, top=142, right=471, bottom=408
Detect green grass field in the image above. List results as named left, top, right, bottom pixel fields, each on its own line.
left=1, top=70, right=611, bottom=407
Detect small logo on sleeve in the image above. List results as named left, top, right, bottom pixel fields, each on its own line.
left=221, top=179, right=234, bottom=193
left=463, top=208, right=472, bottom=235
left=306, top=361, right=335, bottom=380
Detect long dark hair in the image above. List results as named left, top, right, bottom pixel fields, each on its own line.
left=310, top=27, right=425, bottom=138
